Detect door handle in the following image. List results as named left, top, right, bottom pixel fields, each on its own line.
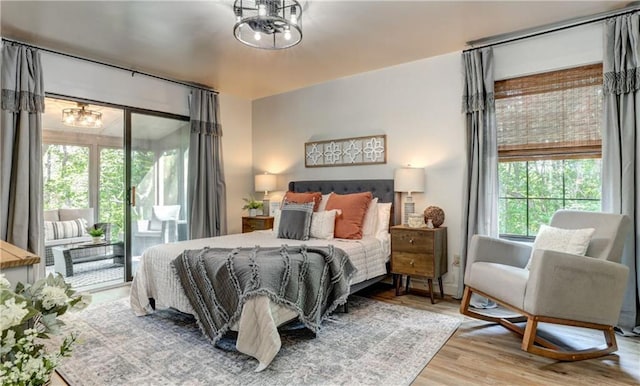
left=131, top=186, right=136, bottom=207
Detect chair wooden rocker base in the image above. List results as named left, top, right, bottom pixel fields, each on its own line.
left=460, top=286, right=618, bottom=361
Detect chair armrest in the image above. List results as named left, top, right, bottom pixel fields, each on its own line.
left=464, top=235, right=532, bottom=284
left=524, top=249, right=629, bottom=326
left=466, top=235, right=532, bottom=267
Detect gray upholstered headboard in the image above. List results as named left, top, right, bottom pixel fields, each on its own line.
left=288, top=179, right=394, bottom=203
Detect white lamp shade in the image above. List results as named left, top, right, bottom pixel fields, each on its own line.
left=255, top=174, right=277, bottom=193
left=394, top=167, right=425, bottom=195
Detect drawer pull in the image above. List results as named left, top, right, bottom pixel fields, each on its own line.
left=409, top=238, right=414, bottom=244
left=410, top=259, right=415, bottom=266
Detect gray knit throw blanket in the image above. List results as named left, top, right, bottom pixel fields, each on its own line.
left=172, top=245, right=356, bottom=344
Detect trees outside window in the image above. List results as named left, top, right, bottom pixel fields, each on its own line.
left=499, top=159, right=601, bottom=237
left=43, top=144, right=89, bottom=210
left=99, top=148, right=156, bottom=240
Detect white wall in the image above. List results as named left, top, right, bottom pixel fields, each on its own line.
left=42, top=52, right=191, bottom=116
left=253, top=51, right=467, bottom=295
left=494, top=22, right=603, bottom=80
left=40, top=52, right=253, bottom=234
left=219, top=94, right=253, bottom=234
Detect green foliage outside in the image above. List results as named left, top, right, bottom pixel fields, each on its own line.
left=43, top=145, right=89, bottom=210
left=499, top=158, right=601, bottom=237
left=99, top=148, right=156, bottom=240
left=43, top=145, right=157, bottom=242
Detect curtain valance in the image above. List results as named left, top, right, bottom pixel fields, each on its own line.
left=603, top=12, right=640, bottom=95
left=1, top=44, right=45, bottom=113
left=462, top=48, right=494, bottom=113
left=190, top=90, right=222, bottom=136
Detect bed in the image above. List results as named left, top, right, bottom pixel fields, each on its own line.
left=130, top=179, right=395, bottom=370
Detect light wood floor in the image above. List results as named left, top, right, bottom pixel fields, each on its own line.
left=54, top=283, right=640, bottom=386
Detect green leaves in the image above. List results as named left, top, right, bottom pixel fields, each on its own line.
left=242, top=196, right=263, bottom=210
left=499, top=158, right=601, bottom=237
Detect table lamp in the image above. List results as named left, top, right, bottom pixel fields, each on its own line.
left=394, top=167, right=425, bottom=225
left=255, top=173, right=277, bottom=216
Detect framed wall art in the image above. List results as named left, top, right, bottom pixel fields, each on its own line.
left=304, top=134, right=387, bottom=167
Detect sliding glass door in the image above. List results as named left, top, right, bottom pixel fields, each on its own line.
left=43, top=97, right=126, bottom=290
left=43, top=96, right=190, bottom=287
left=128, top=112, right=190, bottom=279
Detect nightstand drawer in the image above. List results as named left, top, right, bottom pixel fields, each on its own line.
left=391, top=252, right=434, bottom=276
left=391, top=229, right=433, bottom=253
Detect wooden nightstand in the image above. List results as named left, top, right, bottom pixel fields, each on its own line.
left=390, top=225, right=447, bottom=304
left=242, top=216, right=274, bottom=233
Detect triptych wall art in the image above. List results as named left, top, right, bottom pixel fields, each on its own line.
left=304, top=135, right=387, bottom=167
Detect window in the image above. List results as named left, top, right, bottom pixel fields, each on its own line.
left=43, top=144, right=90, bottom=210
left=496, top=64, right=603, bottom=238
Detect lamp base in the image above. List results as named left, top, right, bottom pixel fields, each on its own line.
left=403, top=196, right=415, bottom=225
left=262, top=198, right=270, bottom=216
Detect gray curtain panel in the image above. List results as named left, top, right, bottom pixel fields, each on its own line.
left=601, top=12, right=640, bottom=335
left=459, top=47, right=498, bottom=301
left=0, top=43, right=45, bottom=259
left=188, top=89, right=227, bottom=239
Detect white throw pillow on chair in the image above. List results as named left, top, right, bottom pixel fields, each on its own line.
left=526, top=224, right=595, bottom=269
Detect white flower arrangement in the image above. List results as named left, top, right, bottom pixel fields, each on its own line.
left=0, top=273, right=91, bottom=386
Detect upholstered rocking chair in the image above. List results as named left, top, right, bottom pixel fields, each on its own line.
left=460, top=210, right=632, bottom=361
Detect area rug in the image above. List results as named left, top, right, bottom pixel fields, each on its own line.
left=46, top=259, right=139, bottom=290
left=58, top=296, right=462, bottom=385
left=46, top=260, right=123, bottom=288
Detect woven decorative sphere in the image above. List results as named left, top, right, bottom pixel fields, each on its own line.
left=423, top=206, right=445, bottom=228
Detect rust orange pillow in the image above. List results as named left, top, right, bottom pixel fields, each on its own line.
left=325, top=191, right=373, bottom=239
left=282, top=191, right=323, bottom=212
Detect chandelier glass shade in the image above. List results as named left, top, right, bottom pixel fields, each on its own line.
left=61, top=104, right=103, bottom=128
left=233, top=0, right=302, bottom=50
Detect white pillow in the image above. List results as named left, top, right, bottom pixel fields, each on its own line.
left=44, top=218, right=87, bottom=240
left=272, top=209, right=281, bottom=236
left=526, top=224, right=595, bottom=269
left=317, top=193, right=332, bottom=212
left=310, top=209, right=340, bottom=240
left=375, top=202, right=392, bottom=239
left=361, top=198, right=379, bottom=237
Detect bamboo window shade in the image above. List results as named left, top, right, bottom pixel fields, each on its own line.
left=495, top=63, right=603, bottom=161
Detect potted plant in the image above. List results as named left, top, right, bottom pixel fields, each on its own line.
left=0, top=273, right=91, bottom=385
left=86, top=225, right=104, bottom=243
left=242, top=196, right=263, bottom=217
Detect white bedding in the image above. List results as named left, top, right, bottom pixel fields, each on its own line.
left=129, top=230, right=389, bottom=370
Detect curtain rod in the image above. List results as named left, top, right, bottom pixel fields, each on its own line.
left=1, top=37, right=218, bottom=95
left=464, top=3, right=640, bottom=52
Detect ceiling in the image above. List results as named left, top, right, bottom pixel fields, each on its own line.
left=0, top=1, right=631, bottom=100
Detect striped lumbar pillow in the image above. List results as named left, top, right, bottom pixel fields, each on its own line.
left=44, top=218, right=87, bottom=240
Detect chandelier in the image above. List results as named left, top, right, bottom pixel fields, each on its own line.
left=233, top=0, right=302, bottom=50
left=61, top=103, right=103, bottom=129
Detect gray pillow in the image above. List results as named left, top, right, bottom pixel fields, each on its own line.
left=278, top=202, right=314, bottom=240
